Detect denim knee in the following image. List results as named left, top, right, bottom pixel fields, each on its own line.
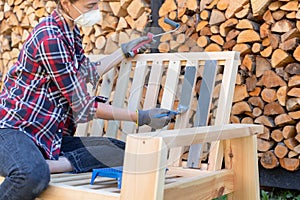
left=4, top=160, right=50, bottom=200
left=24, top=160, right=50, bottom=197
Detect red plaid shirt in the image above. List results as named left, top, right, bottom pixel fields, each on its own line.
left=0, top=10, right=100, bottom=160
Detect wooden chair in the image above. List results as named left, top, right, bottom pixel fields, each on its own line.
left=0, top=52, right=263, bottom=200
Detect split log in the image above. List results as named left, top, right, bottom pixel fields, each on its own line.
left=246, top=75, right=257, bottom=91
left=271, top=129, right=284, bottom=142
left=289, top=110, right=300, bottom=120
left=274, top=114, right=295, bottom=126
left=287, top=88, right=300, bottom=98
left=264, top=102, right=285, bottom=116
left=237, top=30, right=261, bottom=43
left=288, top=75, right=300, bottom=87
left=271, top=49, right=294, bottom=68
left=286, top=98, right=300, bottom=112
left=293, top=46, right=300, bottom=62
left=257, top=127, right=271, bottom=140
left=231, top=101, right=252, bottom=115
left=284, top=138, right=298, bottom=151
left=277, top=86, right=287, bottom=106
left=257, top=138, right=275, bottom=152
left=260, top=151, right=279, bottom=169
left=249, top=87, right=261, bottom=97
left=255, top=56, right=271, bottom=77
left=274, top=143, right=288, bottom=158
left=297, top=122, right=300, bottom=134
left=248, top=96, right=264, bottom=109
left=271, top=19, right=294, bottom=33
left=285, top=63, right=300, bottom=75
left=254, top=116, right=275, bottom=128
left=261, top=88, right=277, bottom=103
left=257, top=70, right=286, bottom=88
left=279, top=158, right=300, bottom=171
left=282, top=125, right=296, bottom=139
left=233, top=85, right=248, bottom=102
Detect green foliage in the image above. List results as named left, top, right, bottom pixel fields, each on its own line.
left=213, top=195, right=227, bottom=200
left=261, top=188, right=300, bottom=200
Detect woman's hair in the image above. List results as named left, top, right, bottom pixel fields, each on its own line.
left=55, top=0, right=78, bottom=3
left=55, top=0, right=78, bottom=6
left=55, top=0, right=78, bottom=10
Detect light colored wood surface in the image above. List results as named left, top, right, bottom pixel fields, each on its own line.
left=187, top=60, right=218, bottom=168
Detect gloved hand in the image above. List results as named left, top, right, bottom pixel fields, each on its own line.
left=137, top=108, right=175, bottom=129
left=121, top=36, right=153, bottom=58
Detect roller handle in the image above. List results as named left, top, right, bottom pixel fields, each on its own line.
left=164, top=18, right=180, bottom=28
left=131, top=32, right=154, bottom=56
left=128, top=18, right=179, bottom=57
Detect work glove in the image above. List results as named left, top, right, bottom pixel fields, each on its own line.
left=121, top=36, right=153, bottom=58
left=137, top=108, right=175, bottom=129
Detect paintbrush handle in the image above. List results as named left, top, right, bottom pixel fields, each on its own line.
left=154, top=110, right=178, bottom=118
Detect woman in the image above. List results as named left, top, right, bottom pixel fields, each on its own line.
left=0, top=0, right=173, bottom=199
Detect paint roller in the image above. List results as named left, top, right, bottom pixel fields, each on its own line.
left=127, top=18, right=180, bottom=57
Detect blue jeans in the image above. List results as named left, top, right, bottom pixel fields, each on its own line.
left=0, top=129, right=125, bottom=200
left=0, top=129, right=50, bottom=200
left=61, top=136, right=125, bottom=173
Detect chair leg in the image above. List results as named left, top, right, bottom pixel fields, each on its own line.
left=225, top=135, right=260, bottom=200
left=120, top=136, right=167, bottom=200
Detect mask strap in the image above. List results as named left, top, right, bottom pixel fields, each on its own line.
left=72, top=4, right=83, bottom=15
left=58, top=8, right=75, bottom=22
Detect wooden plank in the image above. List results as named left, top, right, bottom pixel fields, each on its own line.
left=120, top=135, right=167, bottom=200
left=90, top=68, right=116, bottom=136
left=173, top=65, right=197, bottom=129
left=168, top=65, right=197, bottom=166
left=187, top=60, right=218, bottom=168
left=226, top=135, right=260, bottom=200
left=122, top=60, right=149, bottom=140
left=131, top=52, right=240, bottom=62
left=164, top=170, right=234, bottom=200
left=136, top=124, right=263, bottom=148
left=138, top=60, right=164, bottom=133
left=106, top=61, right=132, bottom=138
left=39, top=183, right=120, bottom=200
left=75, top=83, right=94, bottom=136
left=160, top=60, right=181, bottom=112
left=208, top=51, right=240, bottom=171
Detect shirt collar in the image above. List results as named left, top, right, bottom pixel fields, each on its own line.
left=52, top=9, right=81, bottom=46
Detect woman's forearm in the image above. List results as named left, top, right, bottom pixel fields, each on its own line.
left=95, top=103, right=137, bottom=122
left=96, top=48, right=124, bottom=76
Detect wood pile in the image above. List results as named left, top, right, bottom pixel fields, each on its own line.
left=158, top=0, right=300, bottom=172
left=0, top=0, right=150, bottom=88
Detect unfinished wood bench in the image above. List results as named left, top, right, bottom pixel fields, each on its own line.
left=0, top=52, right=263, bottom=200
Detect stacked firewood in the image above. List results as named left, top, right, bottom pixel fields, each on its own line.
left=158, top=0, right=300, bottom=171
left=0, top=0, right=150, bottom=88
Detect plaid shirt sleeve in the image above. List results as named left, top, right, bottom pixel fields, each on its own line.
left=36, top=37, right=97, bottom=123
left=81, top=56, right=101, bottom=89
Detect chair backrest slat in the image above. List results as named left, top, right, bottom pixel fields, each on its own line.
left=138, top=60, right=164, bottom=133
left=187, top=60, right=218, bottom=168
left=90, top=68, right=116, bottom=136
left=122, top=61, right=149, bottom=140
left=106, top=61, right=132, bottom=138
left=208, top=54, right=240, bottom=171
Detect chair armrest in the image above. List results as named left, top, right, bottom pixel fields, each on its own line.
left=130, top=124, right=263, bottom=148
